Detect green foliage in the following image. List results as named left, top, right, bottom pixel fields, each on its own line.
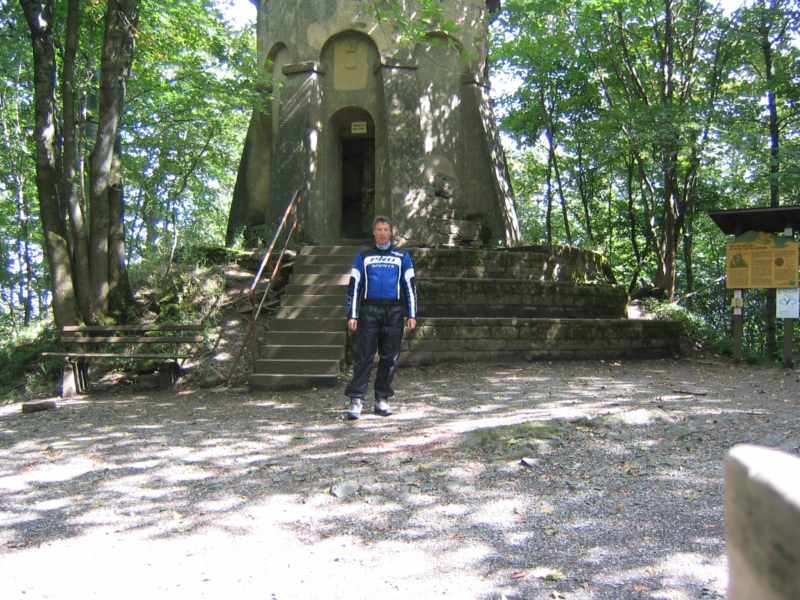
left=1, top=0, right=256, bottom=332
left=643, top=300, right=726, bottom=353
left=494, top=0, right=800, bottom=357
left=128, top=242, right=227, bottom=331
left=0, top=323, right=61, bottom=403
left=124, top=0, right=256, bottom=262
left=0, top=1, right=44, bottom=327
left=369, top=0, right=461, bottom=45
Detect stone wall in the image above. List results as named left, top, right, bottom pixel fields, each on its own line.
left=414, top=247, right=615, bottom=283
left=343, top=247, right=680, bottom=367
left=419, top=279, right=626, bottom=319
left=229, top=0, right=520, bottom=247
left=403, top=318, right=680, bottom=364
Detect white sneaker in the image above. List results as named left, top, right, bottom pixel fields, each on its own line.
left=374, top=399, right=392, bottom=417
left=346, top=398, right=363, bottom=420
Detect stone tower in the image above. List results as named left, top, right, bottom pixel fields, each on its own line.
left=227, top=0, right=520, bottom=247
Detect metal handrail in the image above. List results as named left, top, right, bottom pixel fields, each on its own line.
left=227, top=190, right=303, bottom=384
left=248, top=189, right=302, bottom=303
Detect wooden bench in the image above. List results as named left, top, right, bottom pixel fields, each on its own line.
left=42, top=324, right=205, bottom=397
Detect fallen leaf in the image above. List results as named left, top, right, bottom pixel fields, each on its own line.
left=530, top=567, right=566, bottom=581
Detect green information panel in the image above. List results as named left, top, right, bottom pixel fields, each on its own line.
left=726, top=231, right=799, bottom=289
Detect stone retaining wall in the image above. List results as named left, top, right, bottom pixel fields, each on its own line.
left=418, top=279, right=626, bottom=319
left=413, top=247, right=614, bottom=283
left=402, top=317, right=680, bottom=365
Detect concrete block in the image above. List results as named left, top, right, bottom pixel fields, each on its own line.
left=725, top=444, right=800, bottom=600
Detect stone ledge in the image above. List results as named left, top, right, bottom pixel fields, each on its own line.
left=282, top=62, right=326, bottom=76
left=402, top=347, right=677, bottom=365
left=420, top=305, right=625, bottom=319
left=725, top=445, right=800, bottom=600
left=377, top=317, right=683, bottom=365
left=412, top=247, right=614, bottom=283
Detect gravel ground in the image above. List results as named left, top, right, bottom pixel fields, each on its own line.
left=1, top=357, right=799, bottom=600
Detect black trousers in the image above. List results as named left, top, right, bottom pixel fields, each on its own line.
left=345, top=303, right=405, bottom=400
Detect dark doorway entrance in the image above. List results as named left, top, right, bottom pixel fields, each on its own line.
left=341, top=137, right=374, bottom=239
left=332, top=108, right=375, bottom=240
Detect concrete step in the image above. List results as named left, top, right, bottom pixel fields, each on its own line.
left=260, top=345, right=344, bottom=360
left=399, top=317, right=681, bottom=365
left=269, top=318, right=342, bottom=332
left=420, top=304, right=624, bottom=319
left=293, top=263, right=351, bottom=276
left=264, top=331, right=347, bottom=346
left=285, top=283, right=348, bottom=295
left=253, top=358, right=340, bottom=375
left=293, top=254, right=354, bottom=267
left=290, top=273, right=351, bottom=286
left=411, top=247, right=612, bottom=283
left=282, top=294, right=343, bottom=307
left=250, top=373, right=339, bottom=390
left=276, top=305, right=342, bottom=319
left=300, top=244, right=368, bottom=256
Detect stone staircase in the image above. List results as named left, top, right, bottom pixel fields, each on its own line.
left=249, top=243, right=682, bottom=390
left=403, top=246, right=680, bottom=364
left=249, top=244, right=354, bottom=390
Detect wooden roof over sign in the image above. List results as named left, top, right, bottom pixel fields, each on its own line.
left=708, top=206, right=800, bottom=235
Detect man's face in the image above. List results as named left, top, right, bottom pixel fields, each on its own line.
left=373, top=222, right=392, bottom=246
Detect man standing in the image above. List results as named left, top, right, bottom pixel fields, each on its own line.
left=344, top=216, right=418, bottom=419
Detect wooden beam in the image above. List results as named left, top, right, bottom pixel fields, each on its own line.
left=59, top=336, right=204, bottom=344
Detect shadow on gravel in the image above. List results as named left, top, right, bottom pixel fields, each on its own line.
left=1, top=358, right=796, bottom=599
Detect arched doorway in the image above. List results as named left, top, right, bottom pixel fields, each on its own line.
left=331, top=108, right=375, bottom=240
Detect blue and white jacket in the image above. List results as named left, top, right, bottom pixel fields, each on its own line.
left=345, top=245, right=418, bottom=319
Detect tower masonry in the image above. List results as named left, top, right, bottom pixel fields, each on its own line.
left=228, top=0, right=520, bottom=247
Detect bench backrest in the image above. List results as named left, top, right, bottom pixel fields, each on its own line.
left=58, top=324, right=204, bottom=345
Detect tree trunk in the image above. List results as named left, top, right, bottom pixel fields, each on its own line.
left=545, top=149, right=553, bottom=247
left=654, top=0, right=679, bottom=300
left=20, top=0, right=79, bottom=328
left=1, top=66, right=35, bottom=326
left=62, top=0, right=93, bottom=321
left=575, top=144, right=595, bottom=245
left=108, top=138, right=133, bottom=318
left=550, top=143, right=573, bottom=246
left=15, top=183, right=34, bottom=326
left=761, top=3, right=780, bottom=360
left=89, top=0, right=139, bottom=321
left=683, top=213, right=695, bottom=309
left=626, top=158, right=643, bottom=295
left=540, top=90, right=572, bottom=246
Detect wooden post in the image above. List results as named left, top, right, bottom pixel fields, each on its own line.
left=158, top=361, right=180, bottom=389
left=61, top=358, right=78, bottom=398
left=783, top=318, right=794, bottom=368
left=733, top=289, right=743, bottom=363
left=781, top=227, right=795, bottom=369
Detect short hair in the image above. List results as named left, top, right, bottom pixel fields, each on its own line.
left=372, top=215, right=392, bottom=230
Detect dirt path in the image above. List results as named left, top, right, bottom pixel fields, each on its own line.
left=1, top=357, right=798, bottom=599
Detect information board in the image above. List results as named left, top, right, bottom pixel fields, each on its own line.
left=725, top=231, right=799, bottom=289
left=777, top=288, right=800, bottom=318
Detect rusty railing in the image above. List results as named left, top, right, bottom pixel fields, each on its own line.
left=227, top=190, right=303, bottom=383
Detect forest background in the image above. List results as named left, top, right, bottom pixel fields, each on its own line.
left=0, top=0, right=798, bottom=390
